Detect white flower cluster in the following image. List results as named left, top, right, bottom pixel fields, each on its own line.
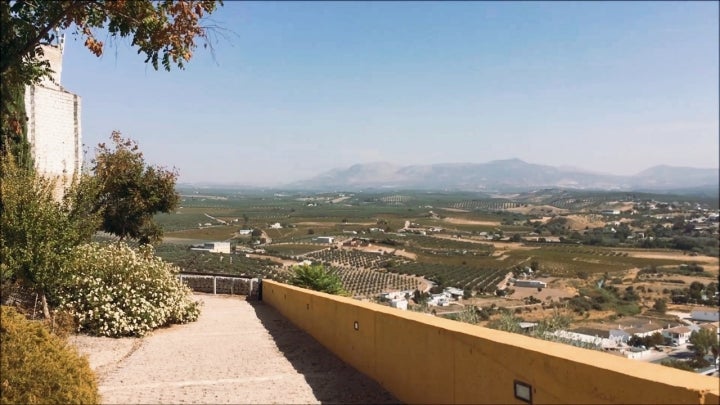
left=57, top=242, right=201, bottom=337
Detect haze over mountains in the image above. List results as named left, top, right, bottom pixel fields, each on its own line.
left=285, top=159, right=719, bottom=193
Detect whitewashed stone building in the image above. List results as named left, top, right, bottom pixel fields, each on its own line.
left=24, top=38, right=82, bottom=198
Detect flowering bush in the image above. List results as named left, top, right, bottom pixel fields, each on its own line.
left=58, top=242, right=201, bottom=337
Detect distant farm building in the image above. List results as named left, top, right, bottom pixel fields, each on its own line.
left=389, top=298, right=408, bottom=310
left=691, top=310, right=720, bottom=322
left=191, top=242, right=231, bottom=254
left=444, top=287, right=465, bottom=299
left=662, top=326, right=692, bottom=346
left=519, top=322, right=538, bottom=333
left=343, top=237, right=372, bottom=247
left=514, top=280, right=547, bottom=289
left=314, top=236, right=335, bottom=244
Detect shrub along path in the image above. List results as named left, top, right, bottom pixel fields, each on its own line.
left=70, top=293, right=396, bottom=404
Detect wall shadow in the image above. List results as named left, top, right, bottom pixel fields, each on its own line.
left=248, top=300, right=400, bottom=405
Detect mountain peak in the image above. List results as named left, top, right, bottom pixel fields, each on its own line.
left=288, top=160, right=719, bottom=192
left=493, top=158, right=527, bottom=164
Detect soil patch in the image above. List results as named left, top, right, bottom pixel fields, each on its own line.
left=439, top=207, right=471, bottom=213
left=619, top=251, right=719, bottom=269
left=441, top=217, right=501, bottom=226
left=562, top=214, right=606, bottom=231
left=505, top=205, right=569, bottom=216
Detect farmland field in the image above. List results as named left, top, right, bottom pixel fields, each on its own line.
left=153, top=188, right=718, bottom=313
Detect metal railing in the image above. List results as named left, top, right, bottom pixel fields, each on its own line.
left=177, top=273, right=260, bottom=298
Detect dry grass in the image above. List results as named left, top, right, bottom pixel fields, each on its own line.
left=508, top=285, right=577, bottom=302
left=562, top=214, right=607, bottom=230
left=617, top=250, right=719, bottom=269
left=441, top=217, right=501, bottom=226
left=505, top=205, right=570, bottom=215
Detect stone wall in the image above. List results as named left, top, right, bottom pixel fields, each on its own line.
left=38, top=44, right=63, bottom=87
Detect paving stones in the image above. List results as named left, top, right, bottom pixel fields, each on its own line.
left=71, top=294, right=397, bottom=404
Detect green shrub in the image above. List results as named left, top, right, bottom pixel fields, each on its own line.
left=0, top=306, right=100, bottom=404
left=0, top=156, right=100, bottom=316
left=289, top=264, right=347, bottom=295
left=660, top=358, right=694, bottom=372
left=57, top=242, right=201, bottom=337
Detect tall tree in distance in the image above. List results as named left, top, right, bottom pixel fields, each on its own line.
left=1, top=0, right=223, bottom=165
left=93, top=131, right=179, bottom=244
left=689, top=328, right=719, bottom=367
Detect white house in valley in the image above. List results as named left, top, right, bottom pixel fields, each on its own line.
left=662, top=326, right=692, bottom=346
left=191, top=242, right=231, bottom=254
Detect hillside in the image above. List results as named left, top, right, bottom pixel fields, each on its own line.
left=288, top=159, right=718, bottom=193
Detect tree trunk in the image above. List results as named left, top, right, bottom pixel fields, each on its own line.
left=40, top=291, right=51, bottom=319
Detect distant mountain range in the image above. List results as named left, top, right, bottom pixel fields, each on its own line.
left=286, top=159, right=719, bottom=193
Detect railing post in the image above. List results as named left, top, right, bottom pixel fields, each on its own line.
left=258, top=277, right=263, bottom=301
left=178, top=273, right=261, bottom=298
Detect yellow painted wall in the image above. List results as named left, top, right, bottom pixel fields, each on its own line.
left=262, top=280, right=719, bottom=404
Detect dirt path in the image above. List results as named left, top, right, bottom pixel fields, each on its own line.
left=295, top=221, right=374, bottom=226
left=347, top=244, right=418, bottom=260
left=441, top=217, right=501, bottom=226
left=70, top=294, right=396, bottom=404
left=391, top=248, right=417, bottom=260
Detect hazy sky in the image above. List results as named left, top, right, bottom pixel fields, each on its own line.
left=61, top=1, right=718, bottom=186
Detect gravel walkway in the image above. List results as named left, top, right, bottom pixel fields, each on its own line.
left=70, top=294, right=398, bottom=404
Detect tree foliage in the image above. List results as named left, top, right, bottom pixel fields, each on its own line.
left=689, top=328, right=719, bottom=363
left=628, top=332, right=665, bottom=348
left=652, top=298, right=667, bottom=313
left=1, top=0, right=221, bottom=80
left=289, top=264, right=347, bottom=296
left=0, top=155, right=100, bottom=315
left=412, top=289, right=429, bottom=305
left=0, top=74, right=31, bottom=169
left=92, top=131, right=179, bottom=244
left=1, top=0, right=222, bottom=166
left=660, top=358, right=695, bottom=372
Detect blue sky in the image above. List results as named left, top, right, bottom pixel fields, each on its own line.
left=61, top=1, right=718, bottom=185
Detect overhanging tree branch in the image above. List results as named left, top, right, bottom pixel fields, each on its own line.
left=11, top=1, right=86, bottom=68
